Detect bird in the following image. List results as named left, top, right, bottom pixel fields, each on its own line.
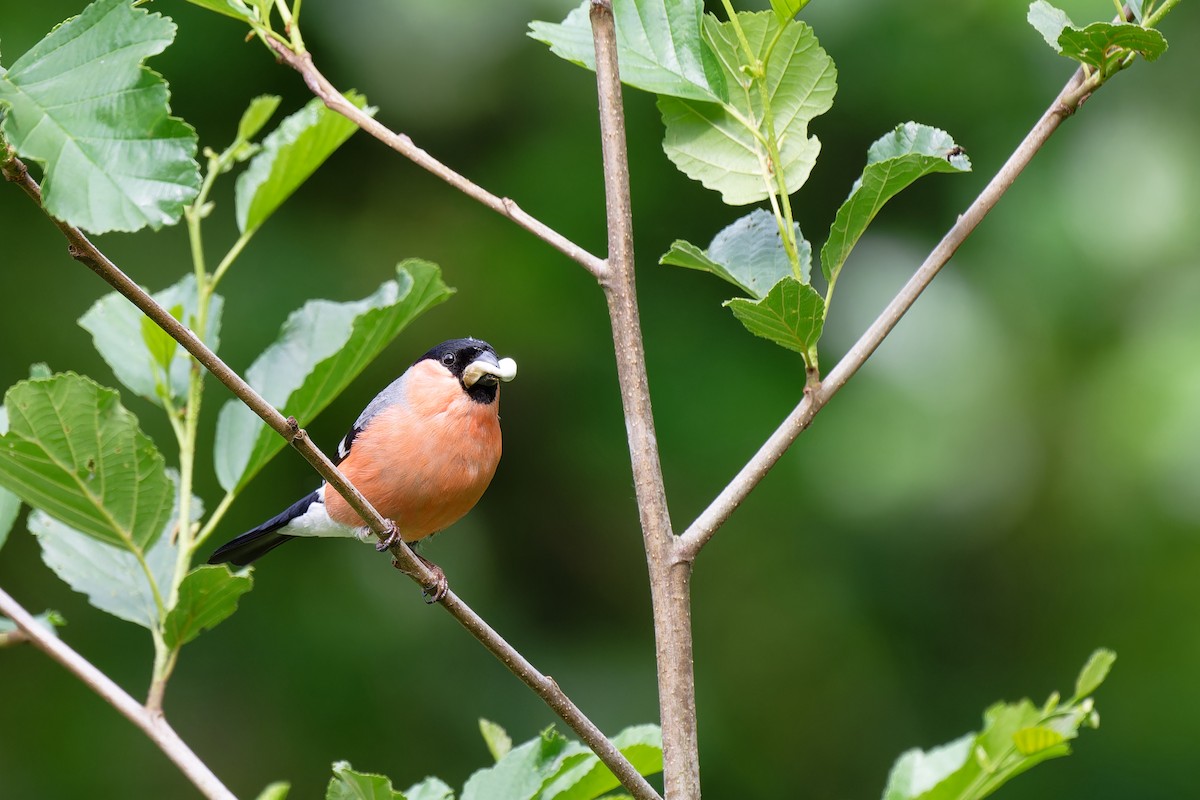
left=207, top=337, right=517, bottom=600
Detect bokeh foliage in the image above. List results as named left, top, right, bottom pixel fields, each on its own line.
left=0, top=0, right=1197, bottom=798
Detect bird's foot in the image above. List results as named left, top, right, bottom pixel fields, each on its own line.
left=392, top=550, right=448, bottom=604
left=375, top=521, right=401, bottom=552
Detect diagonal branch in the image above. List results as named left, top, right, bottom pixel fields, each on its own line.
left=0, top=586, right=237, bottom=800
left=1, top=155, right=661, bottom=800
left=676, top=66, right=1091, bottom=561
left=264, top=38, right=609, bottom=282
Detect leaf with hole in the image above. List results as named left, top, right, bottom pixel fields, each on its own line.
left=0, top=0, right=200, bottom=233
left=528, top=0, right=727, bottom=102
left=0, top=374, right=173, bottom=551
left=80, top=274, right=223, bottom=409
left=661, top=208, right=808, bottom=298
left=820, top=122, right=970, bottom=300
left=659, top=12, right=836, bottom=205
left=214, top=260, right=453, bottom=494
left=235, top=94, right=373, bottom=236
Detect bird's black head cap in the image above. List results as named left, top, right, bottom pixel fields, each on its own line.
left=419, top=338, right=500, bottom=404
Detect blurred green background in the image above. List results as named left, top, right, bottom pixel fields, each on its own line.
left=2, top=1, right=1198, bottom=798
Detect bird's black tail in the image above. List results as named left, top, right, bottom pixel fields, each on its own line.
left=207, top=491, right=320, bottom=567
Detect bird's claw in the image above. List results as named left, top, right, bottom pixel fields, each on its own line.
left=390, top=550, right=448, bottom=604
left=375, top=522, right=401, bottom=552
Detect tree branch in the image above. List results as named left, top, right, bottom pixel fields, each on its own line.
left=264, top=38, right=609, bottom=282
left=0, top=586, right=237, bottom=800
left=588, top=3, right=699, bottom=798
left=676, top=66, right=1090, bottom=561
left=2, top=157, right=660, bottom=800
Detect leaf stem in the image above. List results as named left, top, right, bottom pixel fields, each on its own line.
left=1143, top=0, right=1178, bottom=28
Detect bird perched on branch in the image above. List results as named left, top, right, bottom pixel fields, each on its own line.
left=207, top=338, right=517, bottom=601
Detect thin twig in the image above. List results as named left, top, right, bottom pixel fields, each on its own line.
left=2, top=157, right=659, bottom=800
left=264, top=38, right=609, bottom=282
left=588, top=3, right=698, bottom=798
left=0, top=586, right=237, bottom=800
left=676, top=67, right=1090, bottom=561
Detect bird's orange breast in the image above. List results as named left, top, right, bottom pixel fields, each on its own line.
left=323, top=360, right=502, bottom=540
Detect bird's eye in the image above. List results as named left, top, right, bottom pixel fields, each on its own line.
left=442, top=353, right=456, bottom=366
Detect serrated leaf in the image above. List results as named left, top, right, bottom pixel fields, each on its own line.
left=80, top=274, right=223, bottom=409
left=1013, top=726, right=1066, bottom=756
left=480, top=719, right=513, bottom=763
left=254, top=782, right=291, bottom=800
left=1058, top=22, right=1167, bottom=68
left=1072, top=648, right=1116, bottom=702
left=0, top=610, right=65, bottom=645
left=820, top=122, right=970, bottom=292
left=726, top=277, right=824, bottom=359
left=662, top=209, right=808, bottom=298
left=238, top=95, right=282, bottom=143
left=0, top=374, right=174, bottom=551
left=214, top=260, right=452, bottom=494
left=659, top=12, right=836, bottom=205
left=30, top=509, right=177, bottom=628
left=769, top=0, right=810, bottom=22
left=404, top=777, right=454, bottom=800
left=235, top=94, right=372, bottom=236
left=1027, top=1, right=1075, bottom=52
left=183, top=0, right=257, bottom=22
left=327, top=761, right=403, bottom=800
left=0, top=0, right=200, bottom=233
left=0, top=405, right=17, bottom=552
left=536, top=724, right=662, bottom=800
left=163, top=564, right=253, bottom=649
left=529, top=0, right=727, bottom=102
left=462, top=727, right=586, bottom=800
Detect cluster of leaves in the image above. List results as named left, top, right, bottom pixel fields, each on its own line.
left=882, top=650, right=1115, bottom=800
left=312, top=722, right=661, bottom=800
left=1028, top=0, right=1167, bottom=81
left=530, top=0, right=971, bottom=371
left=0, top=0, right=450, bottom=692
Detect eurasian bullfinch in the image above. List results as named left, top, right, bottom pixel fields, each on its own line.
left=207, top=338, right=516, bottom=598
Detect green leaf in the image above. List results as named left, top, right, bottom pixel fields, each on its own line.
left=726, top=277, right=824, bottom=360
left=480, top=719, right=514, bottom=763
left=254, top=782, right=291, bottom=800
left=1012, top=726, right=1066, bottom=756
left=0, top=0, right=200, bottom=233
left=769, top=0, right=810, bottom=22
left=528, top=0, right=727, bottom=102
left=214, top=260, right=453, bottom=494
left=0, top=610, right=65, bottom=646
left=162, top=564, right=253, bottom=649
left=326, top=761, right=403, bottom=800
left=238, top=95, right=282, bottom=144
left=235, top=94, right=372, bottom=236
left=141, top=304, right=183, bottom=372
left=80, top=274, right=223, bottom=409
left=0, top=374, right=174, bottom=551
left=536, top=725, right=662, bottom=800
left=880, top=652, right=1114, bottom=800
left=184, top=0, right=257, bottom=24
left=659, top=12, right=836, bottom=205
left=1072, top=648, right=1116, bottom=702
left=30, top=509, right=177, bottom=628
left=1058, top=22, right=1167, bottom=68
left=661, top=208, right=808, bottom=298
left=1027, top=1, right=1075, bottom=51
left=0, top=405, right=18, bottom=552
left=820, top=122, right=970, bottom=293
left=462, top=727, right=586, bottom=800
left=403, top=777, right=454, bottom=800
